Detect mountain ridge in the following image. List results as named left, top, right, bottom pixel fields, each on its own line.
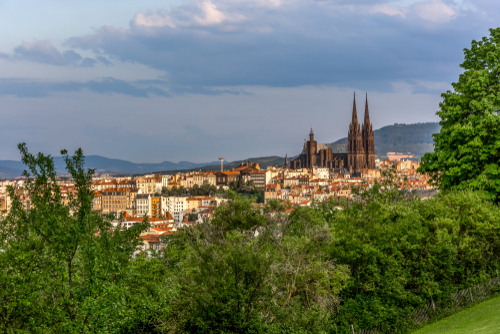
left=0, top=156, right=220, bottom=179
left=0, top=122, right=440, bottom=178
left=330, top=122, right=439, bottom=161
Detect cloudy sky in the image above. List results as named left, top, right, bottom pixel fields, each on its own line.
left=0, top=0, right=497, bottom=163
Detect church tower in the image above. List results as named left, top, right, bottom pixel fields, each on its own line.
left=308, top=127, right=317, bottom=167
left=362, top=93, right=375, bottom=169
left=348, top=93, right=365, bottom=175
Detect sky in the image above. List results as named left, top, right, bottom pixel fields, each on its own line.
left=0, top=0, right=498, bottom=163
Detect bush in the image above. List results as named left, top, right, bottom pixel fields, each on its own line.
left=326, top=190, right=500, bottom=333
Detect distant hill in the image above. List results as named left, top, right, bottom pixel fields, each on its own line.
left=0, top=123, right=439, bottom=178
left=331, top=122, right=440, bottom=160
left=0, top=156, right=219, bottom=178
left=0, top=155, right=285, bottom=178
left=0, top=165, right=24, bottom=179
left=160, top=156, right=287, bottom=175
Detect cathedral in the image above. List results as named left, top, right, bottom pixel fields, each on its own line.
left=289, top=93, right=375, bottom=176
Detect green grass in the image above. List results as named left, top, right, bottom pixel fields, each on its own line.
left=412, top=294, right=500, bottom=334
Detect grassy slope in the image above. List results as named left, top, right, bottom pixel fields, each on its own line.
left=412, top=294, right=500, bottom=334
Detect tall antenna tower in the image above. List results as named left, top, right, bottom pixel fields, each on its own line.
left=219, top=157, right=225, bottom=172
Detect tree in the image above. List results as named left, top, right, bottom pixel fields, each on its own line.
left=159, top=192, right=350, bottom=333
left=0, top=144, right=152, bottom=333
left=418, top=28, right=500, bottom=201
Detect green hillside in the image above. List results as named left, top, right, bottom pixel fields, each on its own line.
left=333, top=122, right=440, bottom=160
left=413, top=294, right=500, bottom=334
left=160, top=156, right=286, bottom=175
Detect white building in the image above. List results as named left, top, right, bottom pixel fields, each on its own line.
left=135, top=194, right=152, bottom=217
left=163, top=196, right=187, bottom=224
left=314, top=167, right=330, bottom=180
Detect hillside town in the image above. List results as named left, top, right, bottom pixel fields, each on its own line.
left=0, top=156, right=434, bottom=251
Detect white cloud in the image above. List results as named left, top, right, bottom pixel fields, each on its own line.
left=371, top=0, right=457, bottom=23
left=412, top=0, right=457, bottom=23
left=195, top=1, right=227, bottom=25
left=134, top=12, right=176, bottom=28
left=371, top=4, right=409, bottom=18
left=133, top=0, right=245, bottom=28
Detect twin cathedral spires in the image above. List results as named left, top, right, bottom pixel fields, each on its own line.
left=348, top=92, right=375, bottom=175
left=288, top=92, right=376, bottom=176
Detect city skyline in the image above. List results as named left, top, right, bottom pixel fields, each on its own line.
left=1, top=0, right=497, bottom=162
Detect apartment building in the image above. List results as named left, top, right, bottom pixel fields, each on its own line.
left=136, top=177, right=156, bottom=194
left=151, top=196, right=161, bottom=218
left=242, top=171, right=265, bottom=190
left=101, top=190, right=127, bottom=214
left=215, top=171, right=240, bottom=186
left=92, top=191, right=102, bottom=211
left=135, top=194, right=152, bottom=217
left=186, top=197, right=199, bottom=214
left=163, top=196, right=187, bottom=223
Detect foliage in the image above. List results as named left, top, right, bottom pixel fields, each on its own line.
left=161, top=183, right=223, bottom=197
left=418, top=28, right=500, bottom=202
left=158, top=192, right=350, bottom=333
left=229, top=179, right=265, bottom=203
left=3, top=146, right=500, bottom=334
left=324, top=190, right=500, bottom=333
left=0, top=144, right=167, bottom=333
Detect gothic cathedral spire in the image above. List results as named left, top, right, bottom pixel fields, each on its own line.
left=348, top=92, right=365, bottom=176
left=351, top=92, right=359, bottom=125
left=364, top=92, right=370, bottom=125
left=362, top=93, right=375, bottom=170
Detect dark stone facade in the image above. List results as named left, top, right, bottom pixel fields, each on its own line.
left=290, top=93, right=375, bottom=176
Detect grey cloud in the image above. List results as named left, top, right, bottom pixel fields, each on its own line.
left=5, top=40, right=100, bottom=67
left=13, top=40, right=70, bottom=65
left=0, top=77, right=252, bottom=98
left=80, top=57, right=98, bottom=67
left=0, top=77, right=171, bottom=98
left=96, top=55, right=112, bottom=66
left=64, top=0, right=496, bottom=91
left=62, top=50, right=83, bottom=63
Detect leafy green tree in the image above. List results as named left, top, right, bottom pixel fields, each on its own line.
left=0, top=144, right=153, bottom=333
left=159, top=192, right=349, bottom=333
left=418, top=28, right=500, bottom=201
left=209, top=190, right=267, bottom=232
left=325, top=190, right=500, bottom=333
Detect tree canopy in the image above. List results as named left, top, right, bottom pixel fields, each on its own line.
left=2, top=145, right=500, bottom=333
left=418, top=28, right=500, bottom=201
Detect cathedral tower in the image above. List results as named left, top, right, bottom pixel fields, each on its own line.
left=308, top=127, right=317, bottom=167
left=348, top=93, right=365, bottom=175
left=362, top=93, right=375, bottom=169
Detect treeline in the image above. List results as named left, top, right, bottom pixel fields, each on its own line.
left=1, top=145, right=499, bottom=333
left=160, top=179, right=264, bottom=203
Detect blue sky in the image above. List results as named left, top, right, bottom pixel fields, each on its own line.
left=0, top=0, right=497, bottom=163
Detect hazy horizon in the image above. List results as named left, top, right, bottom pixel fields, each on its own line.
left=1, top=0, right=496, bottom=162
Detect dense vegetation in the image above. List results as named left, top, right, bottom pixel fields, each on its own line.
left=160, top=179, right=264, bottom=203
left=419, top=28, right=500, bottom=202
left=3, top=28, right=500, bottom=334
left=332, top=122, right=440, bottom=161
left=1, top=144, right=499, bottom=333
